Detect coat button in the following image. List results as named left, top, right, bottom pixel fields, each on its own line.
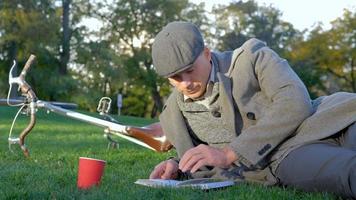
left=246, top=112, right=256, bottom=120
left=211, top=111, right=221, bottom=118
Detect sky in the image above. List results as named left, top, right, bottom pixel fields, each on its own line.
left=191, top=0, right=356, bottom=31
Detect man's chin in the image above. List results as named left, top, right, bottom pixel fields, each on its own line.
left=185, top=92, right=204, bottom=100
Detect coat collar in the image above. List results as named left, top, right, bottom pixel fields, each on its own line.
left=217, top=72, right=237, bottom=134
left=211, top=50, right=244, bottom=134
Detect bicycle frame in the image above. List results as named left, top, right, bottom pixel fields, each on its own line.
left=6, top=55, right=172, bottom=157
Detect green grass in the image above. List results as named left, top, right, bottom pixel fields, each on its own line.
left=0, top=106, right=338, bottom=199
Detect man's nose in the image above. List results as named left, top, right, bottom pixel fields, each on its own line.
left=180, top=81, right=191, bottom=89
left=179, top=75, right=192, bottom=88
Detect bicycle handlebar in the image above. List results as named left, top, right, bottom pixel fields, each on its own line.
left=21, top=54, right=36, bottom=77
left=8, top=55, right=38, bottom=157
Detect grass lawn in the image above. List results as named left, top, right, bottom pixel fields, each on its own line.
left=0, top=106, right=338, bottom=199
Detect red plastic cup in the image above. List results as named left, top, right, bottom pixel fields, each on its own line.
left=77, top=157, right=106, bottom=189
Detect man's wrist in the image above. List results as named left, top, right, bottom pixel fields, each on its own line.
left=222, top=146, right=238, bottom=166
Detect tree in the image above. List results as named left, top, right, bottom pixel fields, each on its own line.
left=286, top=28, right=327, bottom=97
left=59, top=0, right=71, bottom=75
left=73, top=40, right=124, bottom=111
left=288, top=9, right=356, bottom=95
left=327, top=9, right=356, bottom=92
left=212, top=0, right=298, bottom=55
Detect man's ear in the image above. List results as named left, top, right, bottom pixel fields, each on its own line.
left=203, top=47, right=211, bottom=61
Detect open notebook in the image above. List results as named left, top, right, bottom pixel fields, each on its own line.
left=135, top=178, right=235, bottom=190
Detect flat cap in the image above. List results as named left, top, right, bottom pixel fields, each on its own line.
left=152, top=21, right=204, bottom=77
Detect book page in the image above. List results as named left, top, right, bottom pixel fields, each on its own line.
left=135, top=179, right=180, bottom=187
left=177, top=178, right=228, bottom=186
left=135, top=178, right=235, bottom=190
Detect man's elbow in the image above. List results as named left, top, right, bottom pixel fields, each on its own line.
left=290, top=96, right=313, bottom=124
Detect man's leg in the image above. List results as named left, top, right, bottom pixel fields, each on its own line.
left=276, top=141, right=356, bottom=198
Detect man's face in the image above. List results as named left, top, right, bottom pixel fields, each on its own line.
left=168, top=48, right=212, bottom=99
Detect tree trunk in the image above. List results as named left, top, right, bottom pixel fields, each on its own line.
left=150, top=87, right=163, bottom=118
left=143, top=60, right=163, bottom=118
left=8, top=40, right=17, bottom=63
left=60, top=0, right=71, bottom=75
left=350, top=58, right=356, bottom=93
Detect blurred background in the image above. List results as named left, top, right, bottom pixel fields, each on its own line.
left=0, top=0, right=355, bottom=118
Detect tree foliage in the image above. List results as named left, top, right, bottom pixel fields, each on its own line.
left=0, top=0, right=61, bottom=98
left=212, top=0, right=298, bottom=54
left=288, top=9, right=356, bottom=96
left=0, top=0, right=354, bottom=117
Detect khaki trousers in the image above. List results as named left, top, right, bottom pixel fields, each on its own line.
left=276, top=122, right=356, bottom=199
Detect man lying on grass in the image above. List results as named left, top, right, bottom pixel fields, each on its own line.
left=149, top=21, right=356, bottom=198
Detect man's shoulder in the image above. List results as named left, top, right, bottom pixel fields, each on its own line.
left=240, top=38, right=267, bottom=53
left=226, top=38, right=269, bottom=75
left=212, top=38, right=266, bottom=61
left=228, top=38, right=268, bottom=66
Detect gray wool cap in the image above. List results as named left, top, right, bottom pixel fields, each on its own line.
left=152, top=21, right=204, bottom=77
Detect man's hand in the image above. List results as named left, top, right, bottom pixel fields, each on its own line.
left=179, top=144, right=238, bottom=173
left=149, top=159, right=179, bottom=179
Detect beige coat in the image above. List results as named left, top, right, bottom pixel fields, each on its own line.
left=159, top=38, right=356, bottom=181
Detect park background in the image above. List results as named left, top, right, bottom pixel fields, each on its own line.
left=0, top=0, right=355, bottom=118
